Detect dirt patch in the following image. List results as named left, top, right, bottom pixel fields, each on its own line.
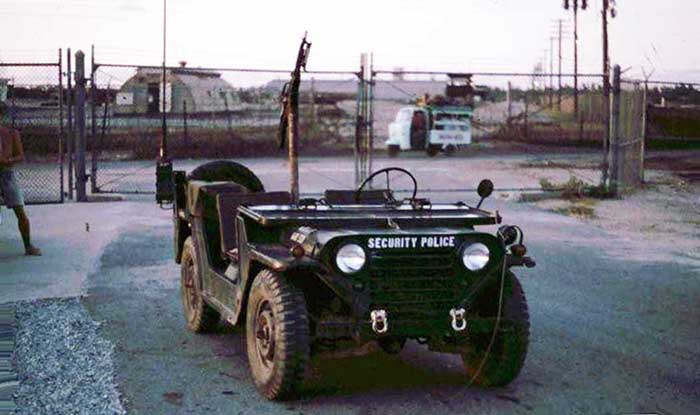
left=527, top=172, right=700, bottom=262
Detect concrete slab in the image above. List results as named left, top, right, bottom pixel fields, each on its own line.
left=0, top=200, right=162, bottom=304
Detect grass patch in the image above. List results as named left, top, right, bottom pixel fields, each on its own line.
left=553, top=203, right=597, bottom=219
left=539, top=176, right=611, bottom=199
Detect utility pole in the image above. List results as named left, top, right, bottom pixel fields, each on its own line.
left=564, top=1, right=588, bottom=115
left=161, top=0, right=168, bottom=159
left=573, top=1, right=579, bottom=116
left=558, top=20, right=563, bottom=111
left=601, top=0, right=616, bottom=186
left=549, top=36, right=555, bottom=107
left=550, top=19, right=566, bottom=111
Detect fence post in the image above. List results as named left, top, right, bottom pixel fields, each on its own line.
left=609, top=64, right=621, bottom=196
left=183, top=100, right=188, bottom=147
left=66, top=48, right=74, bottom=200
left=640, top=81, right=648, bottom=184
left=506, top=82, right=512, bottom=126
left=58, top=48, right=65, bottom=203
left=75, top=50, right=87, bottom=202
left=90, top=45, right=98, bottom=193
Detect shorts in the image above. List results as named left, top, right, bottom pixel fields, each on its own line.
left=0, top=168, right=25, bottom=208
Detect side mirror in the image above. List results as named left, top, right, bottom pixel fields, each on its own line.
left=476, top=179, right=494, bottom=209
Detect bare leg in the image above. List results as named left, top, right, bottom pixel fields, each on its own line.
left=12, top=206, right=41, bottom=256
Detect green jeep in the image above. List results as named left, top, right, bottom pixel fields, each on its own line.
left=163, top=162, right=535, bottom=400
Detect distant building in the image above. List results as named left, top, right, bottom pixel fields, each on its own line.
left=265, top=78, right=445, bottom=102
left=114, top=66, right=237, bottom=115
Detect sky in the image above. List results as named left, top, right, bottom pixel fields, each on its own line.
left=0, top=0, right=698, bottom=85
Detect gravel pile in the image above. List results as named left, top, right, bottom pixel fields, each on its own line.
left=13, top=298, right=125, bottom=415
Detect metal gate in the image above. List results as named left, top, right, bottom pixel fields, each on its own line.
left=0, top=59, right=64, bottom=204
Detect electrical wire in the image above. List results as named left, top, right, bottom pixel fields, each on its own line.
left=468, top=255, right=508, bottom=386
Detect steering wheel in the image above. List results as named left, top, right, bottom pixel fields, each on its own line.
left=355, top=167, right=418, bottom=203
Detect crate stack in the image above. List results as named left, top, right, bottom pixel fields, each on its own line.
left=0, top=306, right=17, bottom=415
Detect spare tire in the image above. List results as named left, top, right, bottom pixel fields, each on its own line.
left=187, top=160, right=265, bottom=192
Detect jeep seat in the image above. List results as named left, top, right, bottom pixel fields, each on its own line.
left=324, top=189, right=390, bottom=205
left=217, top=191, right=292, bottom=258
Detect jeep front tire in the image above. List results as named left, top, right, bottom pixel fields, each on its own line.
left=460, top=275, right=530, bottom=387
left=246, top=269, right=310, bottom=400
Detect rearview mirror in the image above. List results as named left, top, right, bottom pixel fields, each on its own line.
left=477, top=179, right=494, bottom=199
left=476, top=179, right=493, bottom=209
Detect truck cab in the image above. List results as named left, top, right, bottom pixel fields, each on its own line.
left=386, top=105, right=472, bottom=157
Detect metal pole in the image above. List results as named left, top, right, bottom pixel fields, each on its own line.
left=66, top=47, right=73, bottom=200
left=368, top=53, right=374, bottom=180
left=601, top=0, right=611, bottom=186
left=90, top=45, right=97, bottom=193
left=609, top=65, right=621, bottom=196
left=558, top=20, right=563, bottom=111
left=573, top=1, right=579, bottom=117
left=640, top=81, right=647, bottom=184
left=101, top=100, right=108, bottom=156
left=75, top=50, right=87, bottom=202
left=549, top=37, right=554, bottom=107
left=507, top=81, right=512, bottom=125
left=160, top=0, right=168, bottom=159
left=183, top=100, right=188, bottom=147
left=58, top=48, right=65, bottom=203
left=354, top=75, right=362, bottom=188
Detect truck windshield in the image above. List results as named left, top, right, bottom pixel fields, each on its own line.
left=435, top=113, right=470, bottom=122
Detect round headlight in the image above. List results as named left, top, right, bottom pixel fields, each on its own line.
left=462, top=243, right=490, bottom=271
left=336, top=244, right=366, bottom=274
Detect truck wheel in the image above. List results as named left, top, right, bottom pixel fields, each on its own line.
left=187, top=160, right=265, bottom=192
left=426, top=144, right=440, bottom=157
left=461, top=275, right=529, bottom=387
left=180, top=237, right=220, bottom=333
left=246, top=269, right=310, bottom=400
left=387, top=145, right=400, bottom=158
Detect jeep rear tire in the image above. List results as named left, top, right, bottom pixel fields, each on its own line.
left=180, top=237, right=220, bottom=333
left=246, top=269, right=310, bottom=400
left=461, top=275, right=529, bottom=387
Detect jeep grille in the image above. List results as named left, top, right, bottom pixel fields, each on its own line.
left=368, top=249, right=466, bottom=334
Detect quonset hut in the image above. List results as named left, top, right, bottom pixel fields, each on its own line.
left=114, top=65, right=237, bottom=115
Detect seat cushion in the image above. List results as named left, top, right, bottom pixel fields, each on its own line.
left=324, top=189, right=389, bottom=205
left=186, top=180, right=246, bottom=215
left=217, top=191, right=292, bottom=255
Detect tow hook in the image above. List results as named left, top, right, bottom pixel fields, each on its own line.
left=370, top=310, right=388, bottom=334
left=450, top=308, right=467, bottom=332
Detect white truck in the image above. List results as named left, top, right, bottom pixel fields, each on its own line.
left=386, top=105, right=473, bottom=157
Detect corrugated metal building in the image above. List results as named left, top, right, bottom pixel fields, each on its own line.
left=114, top=67, right=237, bottom=115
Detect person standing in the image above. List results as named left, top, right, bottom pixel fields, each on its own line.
left=0, top=109, right=42, bottom=256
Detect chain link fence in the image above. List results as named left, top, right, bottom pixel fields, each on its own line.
left=368, top=70, right=608, bottom=189
left=610, top=76, right=646, bottom=193
left=90, top=63, right=360, bottom=193
left=0, top=62, right=64, bottom=204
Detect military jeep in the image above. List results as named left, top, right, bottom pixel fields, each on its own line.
left=161, top=162, right=535, bottom=400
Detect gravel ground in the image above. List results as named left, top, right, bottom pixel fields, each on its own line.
left=13, top=298, right=125, bottom=415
